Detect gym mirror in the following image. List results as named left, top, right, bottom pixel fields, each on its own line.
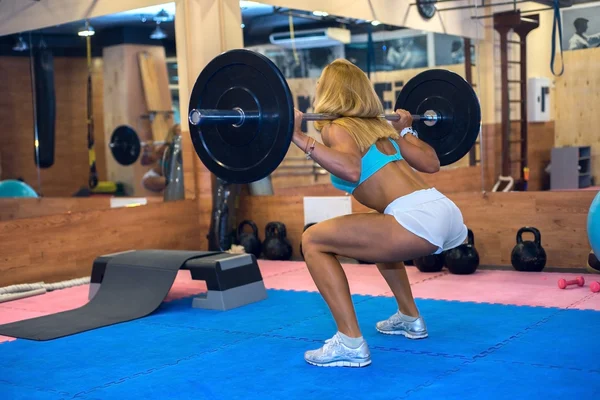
left=467, top=0, right=598, bottom=194
left=0, top=2, right=183, bottom=220
left=239, top=2, right=483, bottom=195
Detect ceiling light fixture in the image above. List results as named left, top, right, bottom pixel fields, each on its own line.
left=153, top=9, right=170, bottom=22
left=77, top=20, right=95, bottom=36
left=12, top=35, right=29, bottom=52
left=150, top=22, right=167, bottom=40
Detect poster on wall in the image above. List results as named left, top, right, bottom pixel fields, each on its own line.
left=433, top=33, right=475, bottom=66
left=345, top=35, right=428, bottom=72
left=561, top=3, right=600, bottom=50
left=249, top=45, right=345, bottom=78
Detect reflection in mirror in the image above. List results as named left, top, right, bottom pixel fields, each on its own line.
left=0, top=2, right=183, bottom=220
left=240, top=3, right=482, bottom=194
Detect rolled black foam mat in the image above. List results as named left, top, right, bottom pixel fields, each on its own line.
left=0, top=250, right=217, bottom=341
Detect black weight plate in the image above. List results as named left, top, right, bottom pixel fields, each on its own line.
left=110, top=125, right=141, bottom=166
left=395, top=69, right=481, bottom=166
left=188, top=49, right=294, bottom=184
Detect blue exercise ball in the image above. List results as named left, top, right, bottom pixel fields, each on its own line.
left=0, top=179, right=38, bottom=198
left=589, top=191, right=600, bottom=256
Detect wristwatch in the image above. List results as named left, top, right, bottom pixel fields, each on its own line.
left=400, top=127, right=419, bottom=138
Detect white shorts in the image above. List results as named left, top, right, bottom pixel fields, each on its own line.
left=384, top=188, right=468, bottom=255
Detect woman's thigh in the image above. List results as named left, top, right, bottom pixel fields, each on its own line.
left=302, top=213, right=437, bottom=264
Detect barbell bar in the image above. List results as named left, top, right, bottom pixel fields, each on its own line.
left=188, top=108, right=440, bottom=127
left=187, top=49, right=481, bottom=184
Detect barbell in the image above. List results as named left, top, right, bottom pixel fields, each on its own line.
left=187, top=49, right=481, bottom=184
left=108, top=125, right=167, bottom=166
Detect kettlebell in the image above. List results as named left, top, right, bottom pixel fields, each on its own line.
left=511, top=227, right=547, bottom=272
left=263, top=221, right=293, bottom=260
left=414, top=253, right=445, bottom=273
left=444, top=229, right=479, bottom=275
left=587, top=250, right=600, bottom=274
left=236, top=220, right=261, bottom=258
left=299, top=222, right=316, bottom=260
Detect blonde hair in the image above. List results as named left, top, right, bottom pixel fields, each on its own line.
left=313, top=59, right=399, bottom=152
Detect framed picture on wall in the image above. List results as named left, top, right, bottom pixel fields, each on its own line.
left=249, top=45, right=344, bottom=79
left=345, top=32, right=429, bottom=72
left=561, top=3, right=600, bottom=51
left=433, top=33, right=475, bottom=66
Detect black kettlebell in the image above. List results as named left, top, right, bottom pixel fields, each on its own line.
left=511, top=227, right=547, bottom=272
left=587, top=250, right=600, bottom=274
left=414, top=253, right=445, bottom=273
left=263, top=222, right=293, bottom=260
left=444, top=229, right=479, bottom=275
left=299, top=222, right=317, bottom=260
left=236, top=220, right=261, bottom=258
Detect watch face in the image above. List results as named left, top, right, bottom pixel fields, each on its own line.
left=417, top=0, right=437, bottom=19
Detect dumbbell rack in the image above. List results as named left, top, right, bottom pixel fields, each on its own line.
left=493, top=10, right=539, bottom=191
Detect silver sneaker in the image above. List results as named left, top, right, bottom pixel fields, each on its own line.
left=304, top=333, right=371, bottom=368
left=376, top=311, right=428, bottom=339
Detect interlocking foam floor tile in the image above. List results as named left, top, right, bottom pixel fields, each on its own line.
left=410, top=270, right=597, bottom=309
left=276, top=295, right=558, bottom=359
left=2, top=289, right=599, bottom=400
left=0, top=382, right=73, bottom=400
left=0, top=285, right=89, bottom=313
left=257, top=260, right=307, bottom=277
left=571, top=292, right=600, bottom=311
left=402, top=358, right=600, bottom=400
left=74, top=335, right=466, bottom=400
left=484, top=308, right=600, bottom=371
left=140, top=290, right=332, bottom=334
left=0, top=320, right=252, bottom=396
left=262, top=262, right=445, bottom=295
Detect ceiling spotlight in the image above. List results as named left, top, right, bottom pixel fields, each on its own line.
left=153, top=9, right=170, bottom=22
left=313, top=11, right=329, bottom=17
left=12, top=35, right=29, bottom=52
left=150, top=22, right=167, bottom=40
left=239, top=1, right=263, bottom=9
left=78, top=20, right=95, bottom=37
left=370, top=20, right=382, bottom=26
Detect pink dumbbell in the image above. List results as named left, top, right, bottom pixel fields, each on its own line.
left=591, top=281, right=600, bottom=293
left=557, top=276, right=585, bottom=289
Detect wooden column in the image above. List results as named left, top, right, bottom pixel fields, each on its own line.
left=174, top=0, right=243, bottom=248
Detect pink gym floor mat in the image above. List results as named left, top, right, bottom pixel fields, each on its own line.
left=1, top=260, right=599, bottom=343
left=408, top=269, right=600, bottom=309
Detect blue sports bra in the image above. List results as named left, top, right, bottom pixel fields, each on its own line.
left=330, top=138, right=403, bottom=194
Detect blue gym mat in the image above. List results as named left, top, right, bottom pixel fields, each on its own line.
left=0, top=289, right=599, bottom=399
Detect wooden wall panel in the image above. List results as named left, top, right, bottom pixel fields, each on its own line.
left=237, top=190, right=596, bottom=269
left=0, top=197, right=162, bottom=221
left=0, top=56, right=107, bottom=196
left=480, top=121, right=554, bottom=191
left=0, top=199, right=202, bottom=286
left=555, top=47, right=600, bottom=183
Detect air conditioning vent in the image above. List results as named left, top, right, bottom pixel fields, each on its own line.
left=269, top=28, right=351, bottom=49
